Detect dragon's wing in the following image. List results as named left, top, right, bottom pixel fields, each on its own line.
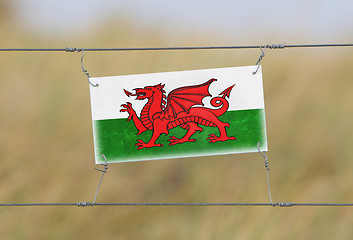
left=162, top=79, right=216, bottom=119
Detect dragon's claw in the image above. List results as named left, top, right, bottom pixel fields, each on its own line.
left=120, top=102, right=137, bottom=122
left=207, top=134, right=236, bottom=143
left=207, top=134, right=217, bottom=143
left=135, top=139, right=163, bottom=149
left=120, top=102, right=133, bottom=110
left=168, top=136, right=179, bottom=141
left=168, top=136, right=197, bottom=146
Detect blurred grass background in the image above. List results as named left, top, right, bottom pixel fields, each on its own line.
left=1, top=1, right=353, bottom=239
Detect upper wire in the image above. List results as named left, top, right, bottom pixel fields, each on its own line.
left=0, top=202, right=353, bottom=207
left=1, top=43, right=353, bottom=52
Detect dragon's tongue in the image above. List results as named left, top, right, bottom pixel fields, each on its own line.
left=124, top=89, right=135, bottom=97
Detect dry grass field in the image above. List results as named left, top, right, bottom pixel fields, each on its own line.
left=1, top=5, right=353, bottom=239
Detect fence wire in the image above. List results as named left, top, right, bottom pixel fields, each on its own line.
left=0, top=202, right=353, bottom=207
left=0, top=43, right=352, bottom=52
left=1, top=42, right=353, bottom=207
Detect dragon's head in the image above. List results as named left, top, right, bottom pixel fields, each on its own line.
left=124, top=83, right=165, bottom=100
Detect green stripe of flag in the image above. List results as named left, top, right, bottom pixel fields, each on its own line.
left=93, top=109, right=267, bottom=163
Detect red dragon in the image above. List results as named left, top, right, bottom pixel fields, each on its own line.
left=120, top=78, right=236, bottom=150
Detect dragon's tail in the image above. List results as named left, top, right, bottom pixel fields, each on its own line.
left=209, top=84, right=235, bottom=116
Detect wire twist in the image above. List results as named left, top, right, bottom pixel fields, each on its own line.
left=252, top=46, right=267, bottom=75
left=252, top=43, right=285, bottom=75
left=65, top=47, right=82, bottom=52
left=276, top=202, right=293, bottom=207
left=267, top=43, right=286, bottom=49
left=80, top=49, right=99, bottom=87
left=92, top=154, right=108, bottom=206
left=257, top=142, right=274, bottom=205
left=76, top=202, right=92, bottom=207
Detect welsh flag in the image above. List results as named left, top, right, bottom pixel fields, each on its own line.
left=89, top=66, right=267, bottom=164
